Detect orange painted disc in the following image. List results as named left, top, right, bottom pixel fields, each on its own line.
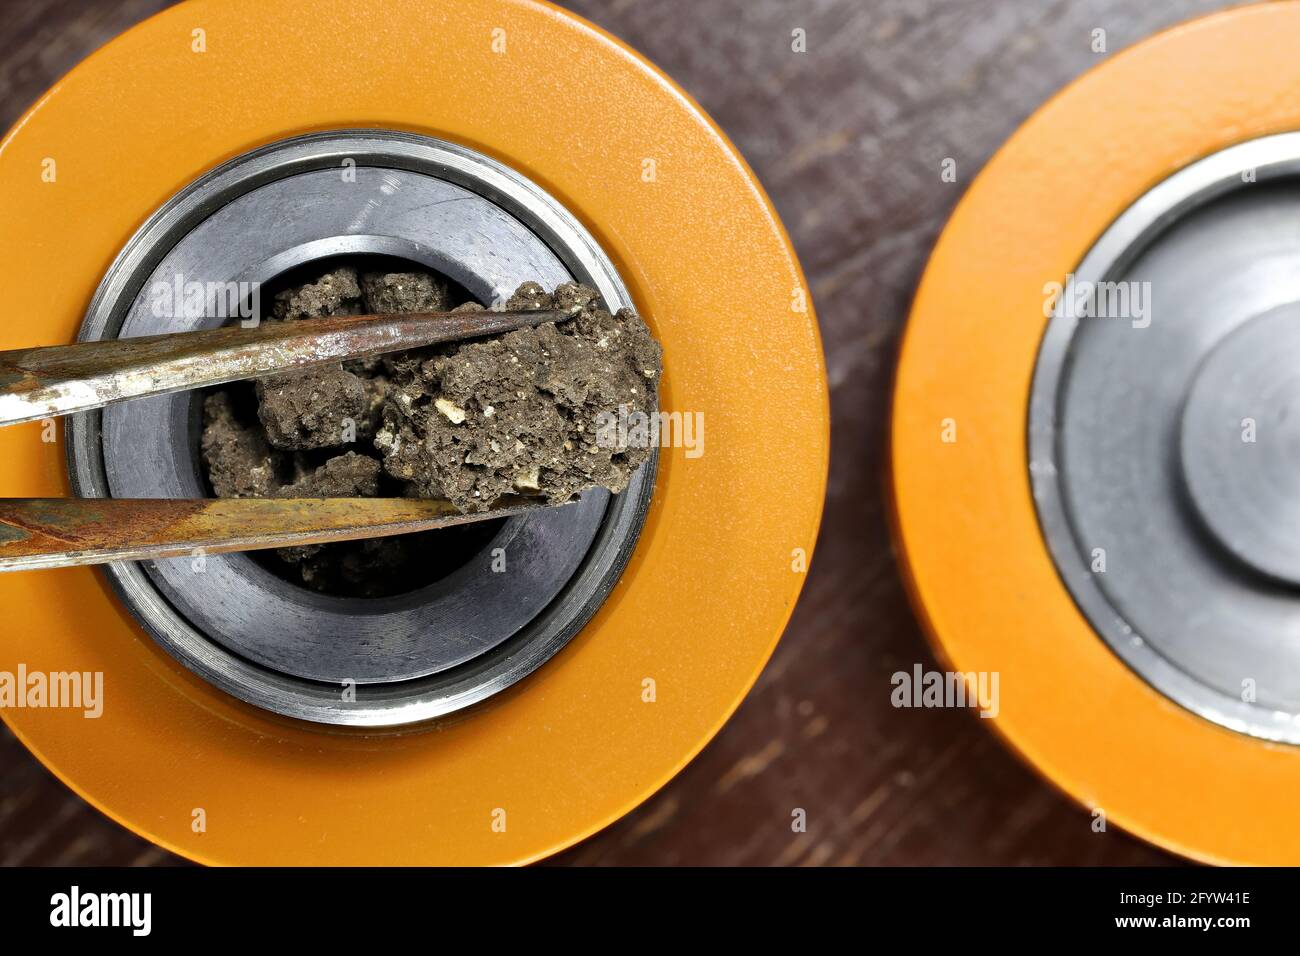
left=0, top=0, right=827, bottom=864
left=893, top=2, right=1300, bottom=866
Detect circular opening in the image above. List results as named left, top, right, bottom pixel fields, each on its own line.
left=194, top=253, right=504, bottom=598
left=68, top=130, right=654, bottom=724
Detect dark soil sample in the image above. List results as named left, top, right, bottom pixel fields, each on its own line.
left=255, top=268, right=383, bottom=450
left=276, top=451, right=382, bottom=497
left=359, top=270, right=448, bottom=314
left=376, top=281, right=662, bottom=511
left=255, top=367, right=380, bottom=450
left=271, top=266, right=365, bottom=320
left=199, top=263, right=662, bottom=598
left=201, top=391, right=288, bottom=499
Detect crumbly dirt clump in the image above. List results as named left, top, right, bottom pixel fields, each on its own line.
left=377, top=280, right=662, bottom=511
left=201, top=391, right=287, bottom=499
left=199, top=264, right=662, bottom=595
left=271, top=267, right=364, bottom=320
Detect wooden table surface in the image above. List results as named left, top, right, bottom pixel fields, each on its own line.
left=0, top=0, right=1245, bottom=866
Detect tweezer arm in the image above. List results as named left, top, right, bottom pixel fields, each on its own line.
left=0, top=308, right=567, bottom=426
left=0, top=497, right=556, bottom=572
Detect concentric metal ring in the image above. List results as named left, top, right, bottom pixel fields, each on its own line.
left=67, top=130, right=656, bottom=726
left=1029, top=133, right=1300, bottom=743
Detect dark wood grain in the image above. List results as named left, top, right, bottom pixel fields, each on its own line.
left=0, top=0, right=1243, bottom=866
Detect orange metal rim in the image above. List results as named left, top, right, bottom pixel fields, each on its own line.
left=893, top=1, right=1300, bottom=866
left=0, top=0, right=828, bottom=864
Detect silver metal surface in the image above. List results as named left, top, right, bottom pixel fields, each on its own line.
left=68, top=130, right=655, bottom=724
left=1030, top=132, right=1300, bottom=744
left=1179, top=303, right=1300, bottom=587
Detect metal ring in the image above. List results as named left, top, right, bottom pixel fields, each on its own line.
left=67, top=130, right=656, bottom=726
left=1030, top=132, right=1300, bottom=743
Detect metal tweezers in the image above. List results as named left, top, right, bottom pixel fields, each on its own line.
left=0, top=308, right=572, bottom=572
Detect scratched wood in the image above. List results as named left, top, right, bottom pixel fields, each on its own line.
left=0, top=0, right=1243, bottom=866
